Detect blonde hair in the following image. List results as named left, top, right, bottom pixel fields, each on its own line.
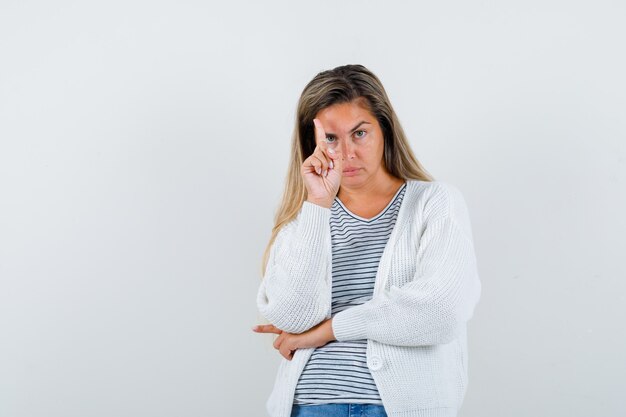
left=260, top=64, right=435, bottom=278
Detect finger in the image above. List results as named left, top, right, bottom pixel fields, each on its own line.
left=313, top=119, right=333, bottom=171
left=273, top=334, right=284, bottom=350
left=303, top=154, right=323, bottom=176
left=313, top=118, right=327, bottom=148
left=328, top=144, right=343, bottom=172
left=311, top=152, right=328, bottom=175
left=251, top=324, right=282, bottom=334
left=280, top=345, right=296, bottom=361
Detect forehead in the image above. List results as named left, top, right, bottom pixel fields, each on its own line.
left=315, top=102, right=375, bottom=131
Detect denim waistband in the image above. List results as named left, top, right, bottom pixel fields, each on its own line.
left=291, top=403, right=388, bottom=417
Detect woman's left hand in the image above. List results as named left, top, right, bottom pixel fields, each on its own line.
left=251, top=318, right=336, bottom=360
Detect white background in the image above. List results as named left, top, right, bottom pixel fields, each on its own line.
left=1, top=1, right=625, bottom=416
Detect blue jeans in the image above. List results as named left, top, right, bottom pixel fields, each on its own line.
left=290, top=403, right=388, bottom=417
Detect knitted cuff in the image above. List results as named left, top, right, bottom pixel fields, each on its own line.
left=331, top=304, right=369, bottom=341
left=299, top=201, right=331, bottom=242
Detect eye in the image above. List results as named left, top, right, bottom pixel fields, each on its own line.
left=355, top=130, right=366, bottom=138
left=325, top=136, right=336, bottom=143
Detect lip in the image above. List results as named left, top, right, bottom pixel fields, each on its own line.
left=342, top=168, right=361, bottom=176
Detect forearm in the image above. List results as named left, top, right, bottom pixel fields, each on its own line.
left=257, top=201, right=333, bottom=333
left=331, top=215, right=482, bottom=346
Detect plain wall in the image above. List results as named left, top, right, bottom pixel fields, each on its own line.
left=1, top=1, right=625, bottom=416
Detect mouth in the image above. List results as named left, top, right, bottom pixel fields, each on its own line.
left=343, top=168, right=360, bottom=173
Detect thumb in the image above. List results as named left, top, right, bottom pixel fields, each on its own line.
left=330, top=147, right=343, bottom=172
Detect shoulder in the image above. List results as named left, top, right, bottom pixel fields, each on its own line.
left=404, top=179, right=472, bottom=226
left=271, top=200, right=327, bottom=250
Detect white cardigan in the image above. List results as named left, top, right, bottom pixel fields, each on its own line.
left=256, top=179, right=482, bottom=417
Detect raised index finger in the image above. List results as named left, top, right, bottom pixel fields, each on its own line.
left=313, top=118, right=328, bottom=149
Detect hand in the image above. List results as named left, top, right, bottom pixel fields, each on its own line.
left=251, top=318, right=336, bottom=360
left=301, top=119, right=343, bottom=208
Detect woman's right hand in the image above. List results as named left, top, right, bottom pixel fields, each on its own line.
left=301, top=118, right=343, bottom=208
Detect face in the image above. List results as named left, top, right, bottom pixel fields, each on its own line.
left=314, top=100, right=388, bottom=188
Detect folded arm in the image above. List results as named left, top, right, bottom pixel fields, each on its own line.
left=256, top=202, right=332, bottom=334
left=331, top=187, right=482, bottom=346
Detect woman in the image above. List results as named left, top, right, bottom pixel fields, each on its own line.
left=252, top=64, right=482, bottom=417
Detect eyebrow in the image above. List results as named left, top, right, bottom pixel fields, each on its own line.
left=325, top=121, right=371, bottom=136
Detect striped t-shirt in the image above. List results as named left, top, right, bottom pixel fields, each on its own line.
left=293, top=181, right=408, bottom=405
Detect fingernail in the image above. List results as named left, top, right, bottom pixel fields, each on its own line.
left=323, top=169, right=327, bottom=177
left=328, top=148, right=335, bottom=154
left=251, top=326, right=258, bottom=331
left=316, top=167, right=321, bottom=175
left=329, top=160, right=334, bottom=169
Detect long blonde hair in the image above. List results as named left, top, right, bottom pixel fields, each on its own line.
left=260, top=64, right=435, bottom=277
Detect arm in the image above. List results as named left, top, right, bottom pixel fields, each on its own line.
left=331, top=186, right=482, bottom=346
left=256, top=201, right=332, bottom=334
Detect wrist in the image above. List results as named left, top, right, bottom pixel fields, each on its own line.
left=327, top=318, right=337, bottom=342
left=306, top=198, right=333, bottom=209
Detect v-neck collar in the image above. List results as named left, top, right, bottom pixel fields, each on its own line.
left=334, top=182, right=407, bottom=222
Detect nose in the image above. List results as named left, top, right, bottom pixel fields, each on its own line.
left=341, top=139, right=356, bottom=160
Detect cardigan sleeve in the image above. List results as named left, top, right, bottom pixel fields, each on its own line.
left=331, top=186, right=482, bottom=346
left=256, top=201, right=332, bottom=334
